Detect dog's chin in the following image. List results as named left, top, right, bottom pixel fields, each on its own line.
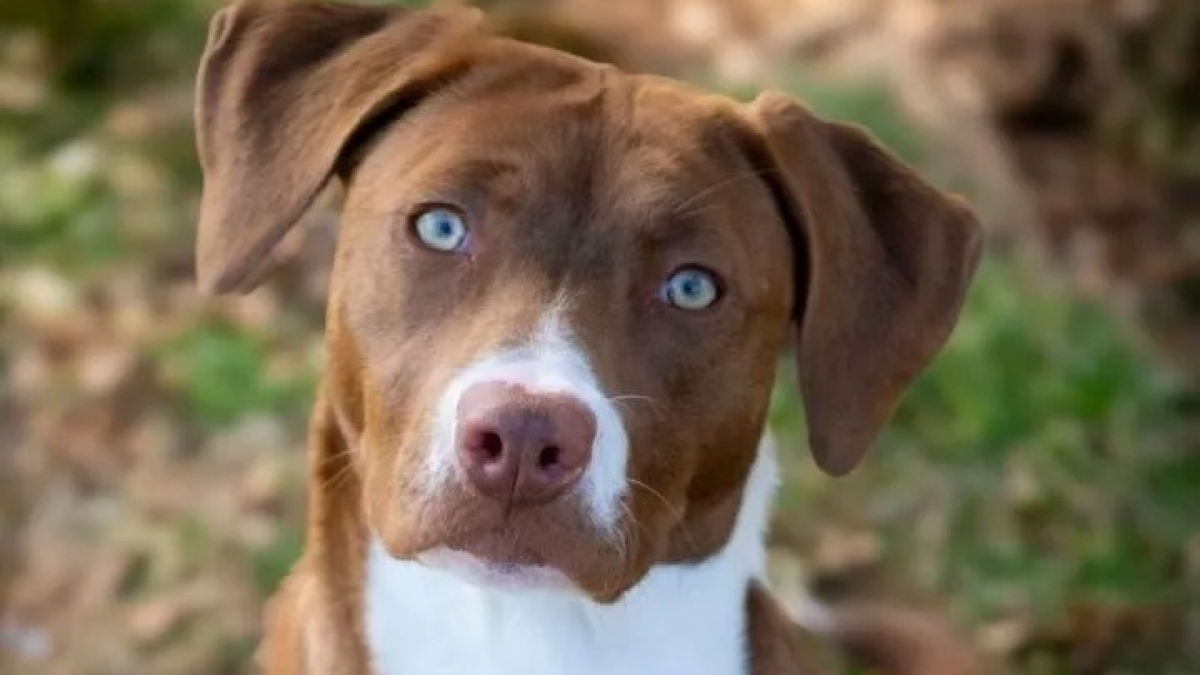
left=373, top=488, right=651, bottom=601
left=416, top=547, right=581, bottom=595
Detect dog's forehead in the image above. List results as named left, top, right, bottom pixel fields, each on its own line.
left=354, top=60, right=756, bottom=235
left=367, top=44, right=728, bottom=168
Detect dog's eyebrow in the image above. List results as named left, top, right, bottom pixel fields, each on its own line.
left=625, top=209, right=727, bottom=250
left=421, top=156, right=526, bottom=193
left=397, top=155, right=529, bottom=215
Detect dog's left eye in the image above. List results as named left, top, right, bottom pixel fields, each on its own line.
left=662, top=267, right=721, bottom=311
left=412, top=207, right=469, bottom=252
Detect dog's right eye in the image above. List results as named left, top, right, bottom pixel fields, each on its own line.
left=661, top=266, right=722, bottom=311
left=412, top=206, right=469, bottom=253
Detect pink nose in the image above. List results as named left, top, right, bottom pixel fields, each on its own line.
left=455, top=382, right=596, bottom=506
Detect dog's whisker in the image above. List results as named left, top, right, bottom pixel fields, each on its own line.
left=615, top=499, right=646, bottom=564
left=608, top=394, right=668, bottom=420
left=667, top=168, right=775, bottom=216
left=320, top=445, right=357, bottom=462
left=608, top=394, right=657, bottom=404
left=612, top=506, right=629, bottom=562
left=319, top=459, right=358, bottom=492
left=671, top=201, right=726, bottom=223
left=628, top=478, right=677, bottom=517
left=316, top=444, right=359, bottom=491
left=628, top=478, right=700, bottom=556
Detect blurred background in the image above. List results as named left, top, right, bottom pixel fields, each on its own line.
left=2, top=0, right=1199, bottom=673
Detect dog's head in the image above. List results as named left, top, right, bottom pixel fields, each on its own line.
left=194, top=1, right=981, bottom=601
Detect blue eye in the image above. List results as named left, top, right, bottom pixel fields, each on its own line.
left=662, top=267, right=721, bottom=311
left=412, top=207, right=468, bottom=252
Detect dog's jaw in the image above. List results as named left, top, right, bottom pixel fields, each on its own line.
left=365, top=435, right=779, bottom=675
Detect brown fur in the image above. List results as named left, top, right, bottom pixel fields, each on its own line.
left=192, top=2, right=983, bottom=673
left=747, top=583, right=825, bottom=675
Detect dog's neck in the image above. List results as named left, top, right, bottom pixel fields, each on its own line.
left=363, top=438, right=779, bottom=675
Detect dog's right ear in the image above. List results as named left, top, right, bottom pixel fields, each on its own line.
left=194, top=0, right=483, bottom=294
left=743, top=93, right=981, bottom=477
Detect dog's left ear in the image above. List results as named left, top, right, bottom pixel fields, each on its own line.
left=194, top=0, right=484, bottom=294
left=744, top=92, right=982, bottom=476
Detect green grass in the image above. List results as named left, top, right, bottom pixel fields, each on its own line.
left=250, top=528, right=305, bottom=595
left=0, top=139, right=128, bottom=268
left=156, top=321, right=317, bottom=428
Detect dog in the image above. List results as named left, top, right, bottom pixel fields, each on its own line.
left=192, top=1, right=983, bottom=673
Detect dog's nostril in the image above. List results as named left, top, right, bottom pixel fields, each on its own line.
left=538, top=445, right=560, bottom=469
left=480, top=432, right=504, bottom=460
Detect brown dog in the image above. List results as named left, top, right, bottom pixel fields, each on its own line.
left=193, top=2, right=982, bottom=673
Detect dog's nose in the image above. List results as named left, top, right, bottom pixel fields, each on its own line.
left=455, top=382, right=595, bottom=506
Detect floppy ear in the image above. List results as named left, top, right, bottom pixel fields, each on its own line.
left=194, top=0, right=483, bottom=293
left=746, top=92, right=982, bottom=476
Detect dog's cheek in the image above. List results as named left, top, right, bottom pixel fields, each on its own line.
left=687, top=362, right=777, bottom=517
left=351, top=347, right=446, bottom=550
left=588, top=342, right=705, bottom=557
left=618, top=419, right=695, bottom=547
left=362, top=418, right=446, bottom=558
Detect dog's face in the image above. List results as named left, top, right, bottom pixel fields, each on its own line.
left=194, top=1, right=981, bottom=601
left=334, top=79, right=796, bottom=598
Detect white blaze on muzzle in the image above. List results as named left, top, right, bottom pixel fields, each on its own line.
left=421, top=308, right=630, bottom=531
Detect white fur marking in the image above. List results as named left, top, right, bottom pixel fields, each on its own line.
left=367, top=436, right=780, bottom=675
left=421, top=309, right=629, bottom=530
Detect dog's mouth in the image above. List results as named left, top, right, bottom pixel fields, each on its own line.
left=416, top=546, right=578, bottom=593
left=382, top=507, right=634, bottom=599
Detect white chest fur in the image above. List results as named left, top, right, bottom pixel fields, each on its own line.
left=364, top=439, right=779, bottom=675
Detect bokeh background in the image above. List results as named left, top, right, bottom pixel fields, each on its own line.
left=2, top=0, right=1199, bottom=673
